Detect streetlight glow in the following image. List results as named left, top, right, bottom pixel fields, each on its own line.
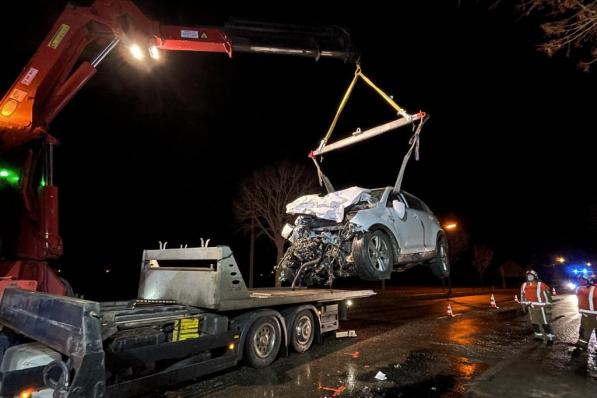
left=556, top=256, right=565, bottom=264
left=444, top=223, right=457, bottom=231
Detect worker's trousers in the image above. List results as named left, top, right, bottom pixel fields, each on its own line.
left=528, top=305, right=554, bottom=341
left=577, top=313, right=597, bottom=349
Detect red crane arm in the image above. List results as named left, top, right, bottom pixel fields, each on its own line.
left=0, top=1, right=356, bottom=296
left=0, top=0, right=355, bottom=150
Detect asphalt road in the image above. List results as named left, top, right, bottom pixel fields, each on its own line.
left=162, top=288, right=597, bottom=398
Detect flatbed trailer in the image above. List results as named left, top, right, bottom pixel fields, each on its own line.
left=0, top=246, right=375, bottom=397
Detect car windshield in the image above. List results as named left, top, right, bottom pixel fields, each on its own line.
left=369, top=188, right=385, bottom=202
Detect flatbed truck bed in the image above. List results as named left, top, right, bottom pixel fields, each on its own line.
left=0, top=246, right=375, bottom=397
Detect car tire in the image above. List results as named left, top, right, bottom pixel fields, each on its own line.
left=290, top=310, right=315, bottom=353
left=429, top=234, right=450, bottom=278
left=244, top=316, right=282, bottom=368
left=353, top=229, right=394, bottom=281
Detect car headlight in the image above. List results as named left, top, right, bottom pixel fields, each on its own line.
left=567, top=282, right=576, bottom=290
left=281, top=223, right=294, bottom=240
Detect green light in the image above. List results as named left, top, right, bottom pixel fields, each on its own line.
left=0, top=167, right=20, bottom=188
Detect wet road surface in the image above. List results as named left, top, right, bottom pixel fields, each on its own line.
left=162, top=290, right=597, bottom=398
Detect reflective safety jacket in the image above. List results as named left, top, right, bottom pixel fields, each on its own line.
left=576, top=285, right=597, bottom=314
left=520, top=281, right=552, bottom=306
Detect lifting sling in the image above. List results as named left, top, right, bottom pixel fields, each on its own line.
left=310, top=64, right=428, bottom=193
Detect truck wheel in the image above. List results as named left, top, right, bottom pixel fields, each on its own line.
left=291, top=310, right=315, bottom=353
left=244, top=316, right=281, bottom=368
left=429, top=235, right=450, bottom=278
left=353, top=230, right=393, bottom=281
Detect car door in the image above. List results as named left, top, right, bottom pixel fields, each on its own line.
left=404, top=193, right=437, bottom=248
left=386, top=191, right=425, bottom=254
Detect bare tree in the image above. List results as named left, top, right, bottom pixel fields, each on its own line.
left=446, top=227, right=470, bottom=266
left=473, top=245, right=494, bottom=286
left=234, top=161, right=318, bottom=287
left=511, top=1, right=597, bottom=70
left=499, top=259, right=525, bottom=288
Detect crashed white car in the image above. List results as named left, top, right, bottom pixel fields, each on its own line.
left=278, top=186, right=449, bottom=287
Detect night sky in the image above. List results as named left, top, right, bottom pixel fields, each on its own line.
left=0, top=1, right=595, bottom=298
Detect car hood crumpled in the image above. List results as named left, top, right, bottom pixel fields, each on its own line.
left=286, top=186, right=372, bottom=222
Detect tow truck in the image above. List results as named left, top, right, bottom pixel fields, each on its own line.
left=0, top=1, right=375, bottom=396
left=0, top=246, right=373, bottom=397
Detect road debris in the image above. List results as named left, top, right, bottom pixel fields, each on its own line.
left=344, top=351, right=361, bottom=359
left=336, top=330, right=357, bottom=338
left=374, top=371, right=387, bottom=381
left=318, top=383, right=346, bottom=396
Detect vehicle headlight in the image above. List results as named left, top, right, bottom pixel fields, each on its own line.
left=281, top=223, right=294, bottom=240
left=567, top=282, right=576, bottom=290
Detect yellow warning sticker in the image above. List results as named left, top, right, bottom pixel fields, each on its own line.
left=200, top=32, right=208, bottom=39
left=1, top=100, right=18, bottom=117
left=9, top=88, right=27, bottom=103
left=173, top=318, right=200, bottom=341
left=48, top=24, right=70, bottom=49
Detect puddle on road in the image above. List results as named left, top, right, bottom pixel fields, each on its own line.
left=351, top=349, right=487, bottom=398
left=445, top=317, right=479, bottom=346
left=346, top=309, right=522, bottom=397
left=351, top=375, right=459, bottom=398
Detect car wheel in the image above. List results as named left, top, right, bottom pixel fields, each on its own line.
left=244, top=316, right=282, bottom=368
left=291, top=310, right=315, bottom=353
left=353, top=230, right=394, bottom=281
left=430, top=234, right=450, bottom=278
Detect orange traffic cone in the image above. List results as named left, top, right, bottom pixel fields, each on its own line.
left=447, top=303, right=454, bottom=317
left=490, top=294, right=499, bottom=309
left=514, top=294, right=520, bottom=303
left=552, top=287, right=557, bottom=296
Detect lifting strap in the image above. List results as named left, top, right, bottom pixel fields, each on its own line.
left=393, top=116, right=427, bottom=193
left=309, top=64, right=428, bottom=193
left=317, top=64, right=410, bottom=151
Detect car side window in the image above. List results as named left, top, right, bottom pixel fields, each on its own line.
left=403, top=192, right=426, bottom=212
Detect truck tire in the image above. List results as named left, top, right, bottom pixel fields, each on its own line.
left=429, top=234, right=450, bottom=278
left=353, top=230, right=393, bottom=281
left=291, top=310, right=315, bottom=353
left=244, top=316, right=281, bottom=368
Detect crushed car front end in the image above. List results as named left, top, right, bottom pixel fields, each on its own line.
left=278, top=186, right=448, bottom=287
